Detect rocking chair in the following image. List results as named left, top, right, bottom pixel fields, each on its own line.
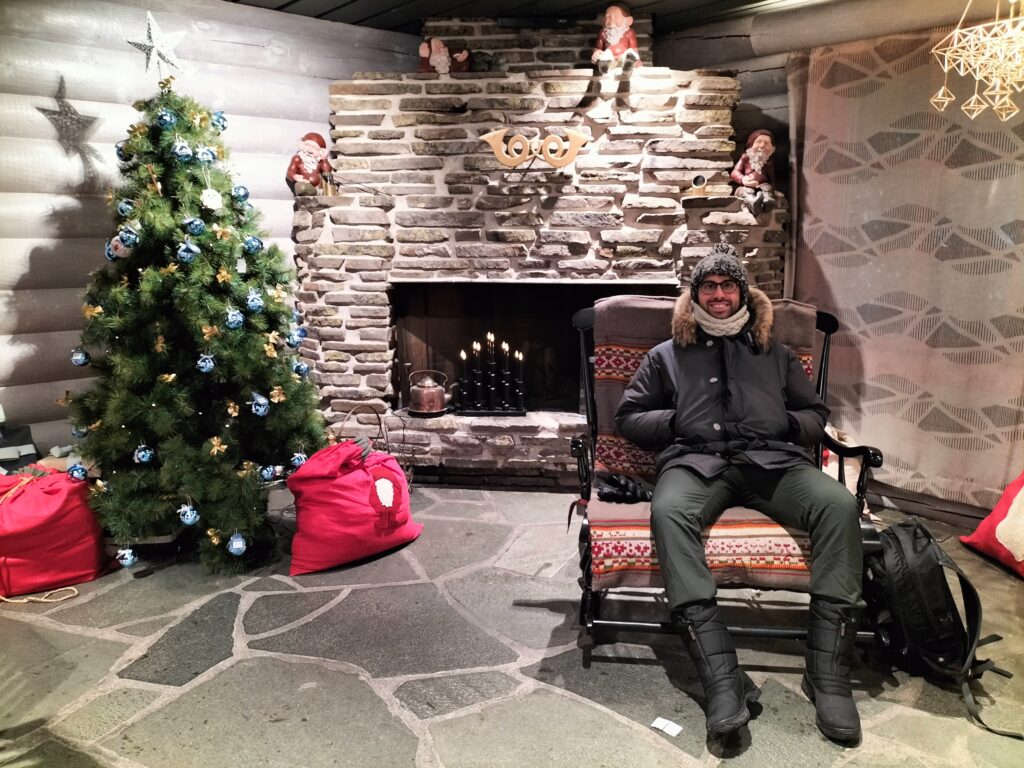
left=569, top=294, right=884, bottom=644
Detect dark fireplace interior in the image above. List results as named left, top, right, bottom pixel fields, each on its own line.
left=391, top=283, right=678, bottom=413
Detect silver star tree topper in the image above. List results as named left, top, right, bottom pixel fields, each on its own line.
left=126, top=11, right=188, bottom=77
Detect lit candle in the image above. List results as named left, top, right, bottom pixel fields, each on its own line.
left=473, top=341, right=481, bottom=370
left=487, top=332, right=495, bottom=363
left=460, top=349, right=468, bottom=380
left=501, top=341, right=509, bottom=372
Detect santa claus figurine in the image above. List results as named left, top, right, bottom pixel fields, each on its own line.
left=730, top=129, right=777, bottom=216
left=591, top=5, right=641, bottom=73
left=286, top=132, right=332, bottom=194
left=418, top=37, right=470, bottom=75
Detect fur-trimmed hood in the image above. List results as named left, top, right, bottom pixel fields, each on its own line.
left=671, top=287, right=773, bottom=350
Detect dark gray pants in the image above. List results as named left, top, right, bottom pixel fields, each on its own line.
left=650, top=463, right=864, bottom=612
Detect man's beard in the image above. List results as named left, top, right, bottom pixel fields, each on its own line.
left=428, top=50, right=450, bottom=74
left=603, top=23, right=628, bottom=46
left=747, top=147, right=771, bottom=174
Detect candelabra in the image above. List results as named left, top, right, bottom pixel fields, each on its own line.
left=455, top=333, right=526, bottom=415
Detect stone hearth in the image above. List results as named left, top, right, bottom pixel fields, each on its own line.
left=291, top=65, right=789, bottom=482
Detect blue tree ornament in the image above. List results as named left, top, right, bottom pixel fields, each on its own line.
left=71, top=424, right=89, bottom=439
left=291, top=452, right=308, bottom=469
left=295, top=326, right=309, bottom=339
left=71, top=347, right=91, bottom=366
left=249, top=392, right=270, bottom=417
left=242, top=236, right=263, bottom=255
left=116, top=548, right=139, bottom=568
left=104, top=240, right=118, bottom=262
left=178, top=504, right=200, bottom=526
left=226, top=533, right=247, bottom=556
left=285, top=330, right=302, bottom=349
left=259, top=464, right=277, bottom=482
left=231, top=185, right=249, bottom=202
left=291, top=308, right=302, bottom=324
left=183, top=216, right=206, bottom=236
left=171, top=139, right=193, bottom=162
left=225, top=308, right=244, bottom=329
left=118, top=226, right=140, bottom=248
left=196, top=353, right=216, bottom=373
left=195, top=145, right=216, bottom=164
left=292, top=360, right=310, bottom=377
left=67, top=463, right=88, bottom=481
left=245, top=288, right=265, bottom=313
left=176, top=238, right=200, bottom=264
left=211, top=111, right=227, bottom=132
left=115, top=140, right=131, bottom=162
left=117, top=199, right=135, bottom=218
left=133, top=445, right=155, bottom=464
left=156, top=109, right=177, bottom=129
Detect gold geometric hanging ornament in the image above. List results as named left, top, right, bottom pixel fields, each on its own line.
left=931, top=0, right=1024, bottom=121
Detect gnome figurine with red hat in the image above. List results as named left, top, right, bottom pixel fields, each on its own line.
left=730, top=129, right=777, bottom=216
left=286, top=132, right=332, bottom=195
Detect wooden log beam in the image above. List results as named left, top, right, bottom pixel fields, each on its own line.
left=656, top=0, right=995, bottom=69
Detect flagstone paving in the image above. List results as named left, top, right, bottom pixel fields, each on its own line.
left=0, top=488, right=1021, bottom=767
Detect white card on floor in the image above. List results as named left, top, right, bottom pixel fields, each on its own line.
left=650, top=717, right=682, bottom=737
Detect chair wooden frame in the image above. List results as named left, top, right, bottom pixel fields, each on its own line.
left=570, top=303, right=884, bottom=644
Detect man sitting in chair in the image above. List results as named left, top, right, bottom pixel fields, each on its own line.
left=615, top=244, right=864, bottom=744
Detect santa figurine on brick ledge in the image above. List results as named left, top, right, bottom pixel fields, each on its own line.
left=591, top=4, right=641, bottom=74
left=286, top=132, right=332, bottom=195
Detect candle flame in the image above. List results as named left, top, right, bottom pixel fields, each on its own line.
left=487, top=332, right=494, bottom=343
left=460, top=349, right=466, bottom=360
left=501, top=341, right=509, bottom=352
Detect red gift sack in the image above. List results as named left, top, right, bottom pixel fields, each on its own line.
left=286, top=441, right=422, bottom=576
left=0, top=467, right=111, bottom=598
left=960, top=469, right=1024, bottom=580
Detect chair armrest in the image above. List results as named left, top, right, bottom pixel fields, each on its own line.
left=571, top=434, right=593, bottom=502
left=822, top=433, right=883, bottom=468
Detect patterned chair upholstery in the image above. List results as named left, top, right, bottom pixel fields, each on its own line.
left=570, top=294, right=883, bottom=638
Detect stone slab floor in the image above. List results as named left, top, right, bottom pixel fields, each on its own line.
left=1, top=487, right=1021, bottom=767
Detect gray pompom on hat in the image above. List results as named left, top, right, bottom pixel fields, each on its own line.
left=689, top=244, right=749, bottom=302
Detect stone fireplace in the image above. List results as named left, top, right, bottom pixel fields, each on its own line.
left=291, top=27, right=789, bottom=484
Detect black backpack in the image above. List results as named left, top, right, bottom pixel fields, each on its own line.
left=865, top=518, right=1022, bottom=740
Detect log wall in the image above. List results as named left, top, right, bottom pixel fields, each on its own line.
left=0, top=0, right=418, bottom=450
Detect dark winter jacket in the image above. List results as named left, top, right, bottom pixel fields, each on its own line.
left=614, top=288, right=829, bottom=479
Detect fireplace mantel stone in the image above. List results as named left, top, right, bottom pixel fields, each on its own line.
left=291, top=66, right=789, bottom=482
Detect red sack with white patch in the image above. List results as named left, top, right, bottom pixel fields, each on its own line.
left=286, top=441, right=422, bottom=576
left=1, top=466, right=112, bottom=598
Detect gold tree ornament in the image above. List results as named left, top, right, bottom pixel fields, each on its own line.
left=264, top=343, right=278, bottom=359
left=89, top=420, right=103, bottom=431
left=159, top=263, right=178, bottom=276
left=206, top=528, right=222, bottom=545
left=56, top=390, right=72, bottom=407
left=129, top=122, right=147, bottom=136
left=158, top=373, right=176, bottom=383
left=209, top=436, right=228, bottom=455
left=211, top=224, right=234, bottom=240
left=265, top=331, right=281, bottom=345
left=236, top=460, right=256, bottom=477
left=92, top=479, right=107, bottom=494
left=270, top=386, right=287, bottom=403
left=216, top=267, right=232, bottom=284
left=269, top=285, right=288, bottom=302
left=226, top=400, right=239, bottom=417
left=158, top=75, right=175, bottom=92
left=82, top=304, right=104, bottom=319
left=154, top=335, right=166, bottom=353
left=202, top=324, right=220, bottom=341
left=191, top=110, right=209, bottom=128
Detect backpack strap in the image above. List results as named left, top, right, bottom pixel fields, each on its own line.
left=939, top=549, right=1023, bottom=740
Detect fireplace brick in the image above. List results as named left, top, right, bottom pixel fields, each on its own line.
left=295, top=59, right=789, bottom=479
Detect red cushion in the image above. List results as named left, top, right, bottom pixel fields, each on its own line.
left=286, top=442, right=422, bottom=576
left=960, top=470, right=1024, bottom=579
left=1, top=467, right=111, bottom=598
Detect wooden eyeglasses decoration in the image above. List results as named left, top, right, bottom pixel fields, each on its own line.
left=480, top=128, right=590, bottom=168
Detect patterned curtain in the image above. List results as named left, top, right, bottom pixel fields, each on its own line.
left=788, top=30, right=1024, bottom=521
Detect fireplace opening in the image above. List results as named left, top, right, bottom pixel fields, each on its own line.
left=391, top=282, right=678, bottom=413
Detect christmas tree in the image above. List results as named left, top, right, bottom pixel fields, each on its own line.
left=67, top=77, right=325, bottom=572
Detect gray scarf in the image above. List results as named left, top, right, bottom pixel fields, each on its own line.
left=691, top=302, right=750, bottom=337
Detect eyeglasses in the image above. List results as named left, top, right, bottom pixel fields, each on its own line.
left=698, top=279, right=739, bottom=295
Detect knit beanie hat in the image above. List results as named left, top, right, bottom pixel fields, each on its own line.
left=690, top=244, right=749, bottom=302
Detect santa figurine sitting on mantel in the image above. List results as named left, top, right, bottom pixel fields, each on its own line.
left=286, top=132, right=332, bottom=195
left=730, top=129, right=777, bottom=216
left=591, top=4, right=641, bottom=74
left=418, top=37, right=471, bottom=75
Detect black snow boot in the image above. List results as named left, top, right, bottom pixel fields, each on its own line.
left=675, top=600, right=760, bottom=738
left=802, top=599, right=861, bottom=744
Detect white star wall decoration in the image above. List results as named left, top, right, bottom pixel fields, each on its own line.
left=126, top=11, right=188, bottom=77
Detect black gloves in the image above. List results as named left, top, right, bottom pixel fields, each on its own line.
left=597, top=473, right=653, bottom=503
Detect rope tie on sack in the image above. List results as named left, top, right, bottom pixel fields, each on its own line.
left=0, top=586, right=79, bottom=604
left=0, top=475, right=39, bottom=506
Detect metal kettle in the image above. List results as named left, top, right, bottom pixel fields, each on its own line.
left=407, top=370, right=451, bottom=415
